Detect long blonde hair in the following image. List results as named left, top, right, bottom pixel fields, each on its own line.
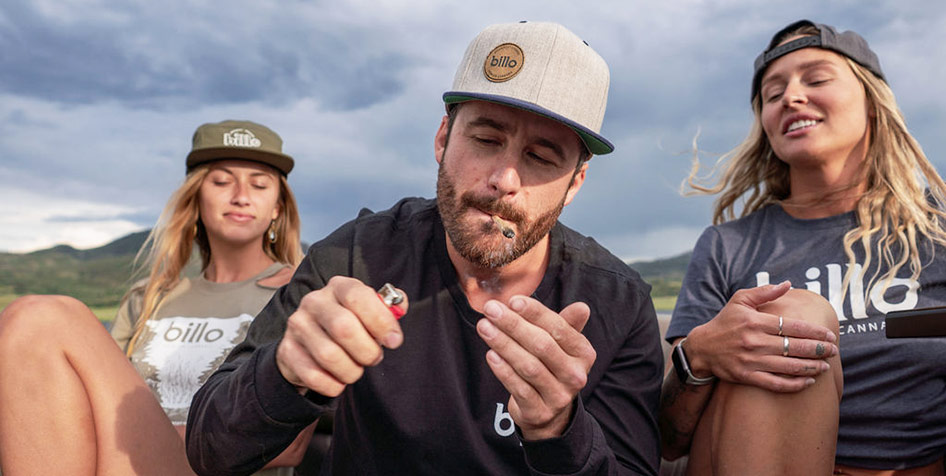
left=124, top=163, right=302, bottom=354
left=687, top=26, right=946, bottom=300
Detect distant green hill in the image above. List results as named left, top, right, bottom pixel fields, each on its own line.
left=0, top=230, right=151, bottom=309
left=0, top=231, right=690, bottom=314
left=629, top=252, right=690, bottom=310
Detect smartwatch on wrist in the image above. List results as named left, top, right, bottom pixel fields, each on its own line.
left=672, top=337, right=717, bottom=386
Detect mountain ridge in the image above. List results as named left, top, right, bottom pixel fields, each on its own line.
left=1, top=231, right=690, bottom=309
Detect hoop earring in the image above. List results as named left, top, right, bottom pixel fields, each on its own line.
left=268, top=221, right=277, bottom=243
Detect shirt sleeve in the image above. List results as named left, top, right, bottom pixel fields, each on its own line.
left=109, top=285, right=144, bottom=352
left=666, top=226, right=731, bottom=343
left=185, top=245, right=338, bottom=476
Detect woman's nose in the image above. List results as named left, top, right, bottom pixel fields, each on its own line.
left=230, top=182, right=250, bottom=205
left=781, top=82, right=807, bottom=107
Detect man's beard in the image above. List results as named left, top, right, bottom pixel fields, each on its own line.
left=436, top=162, right=565, bottom=269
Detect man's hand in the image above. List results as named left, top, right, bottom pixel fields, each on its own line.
left=475, top=296, right=595, bottom=440
left=686, top=282, right=838, bottom=393
left=276, top=276, right=408, bottom=397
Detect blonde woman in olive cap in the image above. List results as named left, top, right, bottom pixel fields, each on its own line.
left=662, top=20, right=946, bottom=475
left=0, top=120, right=311, bottom=475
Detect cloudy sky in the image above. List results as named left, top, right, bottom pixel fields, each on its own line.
left=2, top=0, right=945, bottom=261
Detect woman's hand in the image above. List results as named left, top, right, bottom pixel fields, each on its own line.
left=685, top=282, right=838, bottom=393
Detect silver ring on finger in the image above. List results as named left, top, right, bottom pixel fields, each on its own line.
left=782, top=336, right=790, bottom=357
left=777, top=315, right=784, bottom=336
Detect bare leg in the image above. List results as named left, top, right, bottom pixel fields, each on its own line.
left=0, top=295, right=195, bottom=475
left=686, top=289, right=843, bottom=476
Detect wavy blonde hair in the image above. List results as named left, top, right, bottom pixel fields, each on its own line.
left=124, top=163, right=302, bottom=354
left=687, top=25, right=946, bottom=299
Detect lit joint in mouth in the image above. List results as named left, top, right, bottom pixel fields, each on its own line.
left=491, top=215, right=515, bottom=239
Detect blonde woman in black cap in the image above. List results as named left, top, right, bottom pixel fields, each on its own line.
left=661, top=20, right=946, bottom=475
left=0, top=120, right=311, bottom=475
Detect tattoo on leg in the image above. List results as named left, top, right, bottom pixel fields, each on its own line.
left=815, top=343, right=825, bottom=357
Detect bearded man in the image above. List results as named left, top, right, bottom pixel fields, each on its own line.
left=187, top=21, right=663, bottom=476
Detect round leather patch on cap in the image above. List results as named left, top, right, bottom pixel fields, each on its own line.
left=483, top=43, right=524, bottom=83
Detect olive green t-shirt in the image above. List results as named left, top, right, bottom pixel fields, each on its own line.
left=110, top=263, right=294, bottom=476
left=112, top=262, right=286, bottom=424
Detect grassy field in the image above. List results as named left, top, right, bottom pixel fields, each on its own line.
left=91, top=305, right=120, bottom=323
left=0, top=294, right=15, bottom=311
left=652, top=295, right=677, bottom=312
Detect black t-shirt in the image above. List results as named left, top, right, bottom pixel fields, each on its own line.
left=187, top=197, right=663, bottom=475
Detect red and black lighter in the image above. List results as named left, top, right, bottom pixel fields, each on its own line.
left=377, top=283, right=406, bottom=320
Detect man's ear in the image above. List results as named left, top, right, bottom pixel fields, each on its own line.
left=434, top=115, right=449, bottom=165
left=563, top=162, right=588, bottom=207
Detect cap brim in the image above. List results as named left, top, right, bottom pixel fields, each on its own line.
left=186, top=148, right=294, bottom=175
left=443, top=92, right=614, bottom=156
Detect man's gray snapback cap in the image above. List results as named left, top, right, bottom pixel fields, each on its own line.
left=752, top=19, right=885, bottom=101
left=186, top=120, right=294, bottom=175
left=443, top=21, right=614, bottom=155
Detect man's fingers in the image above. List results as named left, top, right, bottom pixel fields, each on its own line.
left=313, top=308, right=385, bottom=367
left=505, top=297, right=592, bottom=358
left=276, top=277, right=409, bottom=397
left=559, top=301, right=591, bottom=332
left=483, top=350, right=574, bottom=433
left=478, top=316, right=581, bottom=413
left=287, top=311, right=367, bottom=384
left=276, top=331, right=347, bottom=397
left=479, top=301, right=591, bottom=393
left=476, top=317, right=558, bottom=392
left=476, top=299, right=593, bottom=439
left=505, top=296, right=588, bottom=330
left=297, top=288, right=384, bottom=366
left=482, top=344, right=544, bottom=403
left=328, top=277, right=404, bottom=349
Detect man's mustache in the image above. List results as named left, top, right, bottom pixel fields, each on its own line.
left=460, top=192, right=525, bottom=223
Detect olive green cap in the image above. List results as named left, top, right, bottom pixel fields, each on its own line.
left=185, top=120, right=294, bottom=175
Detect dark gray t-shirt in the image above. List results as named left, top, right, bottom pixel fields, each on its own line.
left=667, top=204, right=946, bottom=469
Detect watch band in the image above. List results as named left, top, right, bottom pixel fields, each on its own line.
left=672, top=337, right=717, bottom=386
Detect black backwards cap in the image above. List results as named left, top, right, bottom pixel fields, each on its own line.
left=751, top=20, right=885, bottom=101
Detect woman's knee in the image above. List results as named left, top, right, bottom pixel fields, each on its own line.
left=0, top=295, right=96, bottom=351
left=761, top=288, right=839, bottom=335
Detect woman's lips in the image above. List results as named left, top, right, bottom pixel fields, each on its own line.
left=224, top=212, right=254, bottom=223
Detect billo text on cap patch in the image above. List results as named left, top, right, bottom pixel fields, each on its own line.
left=483, top=43, right=524, bottom=82
left=223, top=128, right=262, bottom=148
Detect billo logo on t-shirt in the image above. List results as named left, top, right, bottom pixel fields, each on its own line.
left=163, top=321, right=224, bottom=343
